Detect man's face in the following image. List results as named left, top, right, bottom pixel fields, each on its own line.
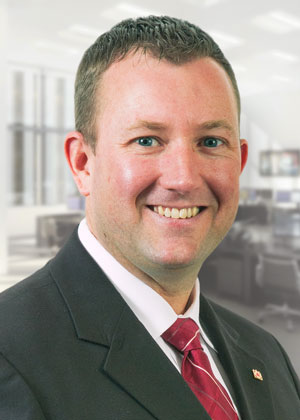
left=84, top=53, right=247, bottom=279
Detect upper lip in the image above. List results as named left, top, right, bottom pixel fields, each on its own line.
left=147, top=204, right=206, bottom=209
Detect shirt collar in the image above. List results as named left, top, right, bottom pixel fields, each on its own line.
left=78, top=218, right=215, bottom=350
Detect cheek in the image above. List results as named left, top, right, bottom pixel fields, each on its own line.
left=100, top=154, right=159, bottom=206
left=209, top=159, right=241, bottom=205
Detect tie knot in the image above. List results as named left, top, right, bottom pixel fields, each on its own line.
left=162, top=318, right=202, bottom=353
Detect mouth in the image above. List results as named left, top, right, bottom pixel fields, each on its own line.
left=147, top=205, right=206, bottom=219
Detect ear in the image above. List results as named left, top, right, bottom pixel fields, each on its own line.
left=239, top=139, right=248, bottom=173
left=64, top=131, right=92, bottom=197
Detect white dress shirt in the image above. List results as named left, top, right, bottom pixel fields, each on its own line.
left=78, top=218, right=239, bottom=415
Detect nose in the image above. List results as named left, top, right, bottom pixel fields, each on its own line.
left=158, top=141, right=201, bottom=193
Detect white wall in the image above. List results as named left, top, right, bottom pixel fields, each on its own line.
left=7, top=205, right=70, bottom=237
left=240, top=89, right=300, bottom=190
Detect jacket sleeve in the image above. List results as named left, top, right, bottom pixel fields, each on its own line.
left=0, top=353, right=47, bottom=420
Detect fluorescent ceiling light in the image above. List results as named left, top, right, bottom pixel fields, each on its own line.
left=203, top=0, right=226, bottom=6
left=35, top=40, right=79, bottom=55
left=253, top=10, right=300, bottom=34
left=101, top=2, right=160, bottom=21
left=118, top=3, right=159, bottom=15
left=183, top=0, right=226, bottom=6
left=270, top=11, right=300, bottom=29
left=271, top=50, right=299, bottom=62
left=59, top=24, right=102, bottom=44
left=68, top=24, right=101, bottom=38
left=58, top=31, right=96, bottom=45
left=209, top=30, right=244, bottom=49
left=272, top=75, right=291, bottom=83
left=253, top=16, right=288, bottom=34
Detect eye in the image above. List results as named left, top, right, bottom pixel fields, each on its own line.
left=135, top=137, right=159, bottom=147
left=202, top=137, right=224, bottom=148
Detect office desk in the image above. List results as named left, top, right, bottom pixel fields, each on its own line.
left=247, top=224, right=300, bottom=257
left=36, top=212, right=84, bottom=248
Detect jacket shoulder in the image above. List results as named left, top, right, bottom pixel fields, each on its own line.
left=0, top=263, right=53, bottom=305
left=207, top=296, right=271, bottom=337
left=0, top=260, right=64, bottom=352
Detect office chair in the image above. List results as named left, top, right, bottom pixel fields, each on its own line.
left=256, top=254, right=300, bottom=331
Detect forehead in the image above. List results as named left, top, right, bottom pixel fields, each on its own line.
left=96, top=53, right=239, bottom=132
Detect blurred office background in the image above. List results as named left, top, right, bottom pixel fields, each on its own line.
left=1, top=0, right=300, bottom=374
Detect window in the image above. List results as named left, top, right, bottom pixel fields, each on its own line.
left=8, top=65, right=76, bottom=205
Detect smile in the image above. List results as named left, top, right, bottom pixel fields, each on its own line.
left=150, top=205, right=205, bottom=219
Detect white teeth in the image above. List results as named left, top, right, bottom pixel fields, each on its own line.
left=192, top=206, right=199, bottom=217
left=179, top=208, right=187, bottom=219
left=171, top=208, right=180, bottom=219
left=158, top=206, right=164, bottom=215
left=164, top=208, right=171, bottom=217
left=152, top=206, right=202, bottom=219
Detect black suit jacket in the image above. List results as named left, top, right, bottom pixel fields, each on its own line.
left=0, top=230, right=300, bottom=419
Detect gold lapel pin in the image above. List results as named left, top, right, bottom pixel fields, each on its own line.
left=252, top=369, right=263, bottom=381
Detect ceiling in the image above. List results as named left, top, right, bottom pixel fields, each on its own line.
left=6, top=0, right=300, bottom=98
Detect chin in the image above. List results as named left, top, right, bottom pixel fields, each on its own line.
left=149, top=248, right=202, bottom=270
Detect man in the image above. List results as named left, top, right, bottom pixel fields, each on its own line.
left=0, top=16, right=299, bottom=420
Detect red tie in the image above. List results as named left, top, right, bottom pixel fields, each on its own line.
left=162, top=318, right=239, bottom=420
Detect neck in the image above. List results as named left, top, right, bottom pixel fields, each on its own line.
left=121, top=258, right=199, bottom=315
left=157, top=284, right=196, bottom=315
left=119, top=261, right=199, bottom=315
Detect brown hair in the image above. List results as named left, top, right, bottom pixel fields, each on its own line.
left=75, top=15, right=240, bottom=150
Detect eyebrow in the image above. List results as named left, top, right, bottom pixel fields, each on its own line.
left=127, top=120, right=168, bottom=131
left=127, top=119, right=235, bottom=133
left=200, top=120, right=234, bottom=133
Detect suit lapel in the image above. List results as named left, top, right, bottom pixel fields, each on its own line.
left=200, top=295, right=275, bottom=420
left=50, top=231, right=210, bottom=420
left=103, top=304, right=211, bottom=420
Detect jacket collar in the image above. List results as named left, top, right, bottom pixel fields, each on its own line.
left=49, top=230, right=126, bottom=347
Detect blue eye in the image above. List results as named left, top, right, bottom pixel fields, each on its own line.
left=203, top=137, right=223, bottom=148
left=136, top=137, right=158, bottom=147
